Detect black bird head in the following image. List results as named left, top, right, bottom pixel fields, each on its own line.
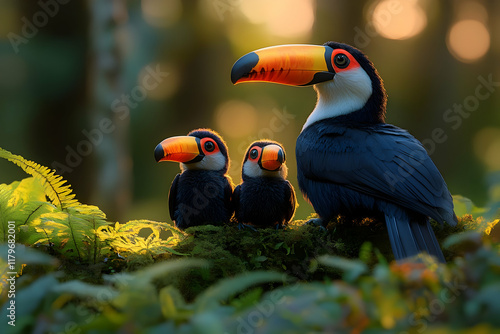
left=155, top=128, right=230, bottom=173
left=241, top=140, right=287, bottom=180
left=231, top=42, right=387, bottom=125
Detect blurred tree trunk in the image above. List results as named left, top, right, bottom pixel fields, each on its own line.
left=485, top=0, right=500, bottom=219
left=88, top=0, right=131, bottom=221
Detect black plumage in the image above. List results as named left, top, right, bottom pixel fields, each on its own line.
left=234, top=141, right=296, bottom=229
left=296, top=121, right=456, bottom=261
left=155, top=129, right=234, bottom=230
left=231, top=41, right=457, bottom=261
left=169, top=169, right=233, bottom=230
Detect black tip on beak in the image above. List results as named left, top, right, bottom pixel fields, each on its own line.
left=231, top=52, right=259, bottom=84
left=278, top=150, right=285, bottom=164
left=154, top=144, right=164, bottom=162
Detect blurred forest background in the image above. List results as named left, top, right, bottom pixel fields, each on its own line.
left=0, top=0, right=499, bottom=223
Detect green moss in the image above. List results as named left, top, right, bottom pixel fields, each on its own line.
left=159, top=214, right=488, bottom=299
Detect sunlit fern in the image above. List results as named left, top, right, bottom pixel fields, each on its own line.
left=0, top=147, right=78, bottom=210
left=0, top=147, right=187, bottom=264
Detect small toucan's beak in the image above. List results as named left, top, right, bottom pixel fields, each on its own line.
left=231, top=44, right=335, bottom=86
left=260, top=144, right=285, bottom=171
left=155, top=136, right=202, bottom=163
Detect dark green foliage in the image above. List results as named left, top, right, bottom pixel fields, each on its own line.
left=166, top=214, right=488, bottom=299
left=168, top=221, right=345, bottom=299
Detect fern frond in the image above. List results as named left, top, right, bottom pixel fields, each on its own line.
left=0, top=178, right=54, bottom=242
left=27, top=205, right=109, bottom=262
left=97, top=220, right=187, bottom=257
left=0, top=147, right=79, bottom=210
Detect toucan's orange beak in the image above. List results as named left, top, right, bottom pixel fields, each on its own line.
left=231, top=44, right=335, bottom=86
left=260, top=144, right=285, bottom=171
left=154, top=136, right=201, bottom=163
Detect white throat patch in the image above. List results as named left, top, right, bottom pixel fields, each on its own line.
left=242, top=160, right=288, bottom=179
left=302, top=67, right=372, bottom=130
left=181, top=151, right=226, bottom=171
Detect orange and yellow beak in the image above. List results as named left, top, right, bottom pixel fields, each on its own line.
left=154, top=136, right=202, bottom=163
left=231, top=44, right=335, bottom=86
left=260, top=144, right=285, bottom=171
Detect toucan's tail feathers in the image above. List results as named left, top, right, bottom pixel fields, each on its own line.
left=385, top=214, right=445, bottom=263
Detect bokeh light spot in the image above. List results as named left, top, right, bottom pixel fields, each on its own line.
left=473, top=128, right=500, bottom=170
left=240, top=0, right=315, bottom=38
left=372, top=0, right=427, bottom=40
left=447, top=19, right=490, bottom=63
left=214, top=100, right=258, bottom=138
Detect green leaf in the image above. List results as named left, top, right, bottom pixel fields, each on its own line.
left=453, top=195, right=487, bottom=218
left=358, top=241, right=372, bottom=263
left=159, top=285, right=191, bottom=321
left=317, top=255, right=368, bottom=282
left=5, top=177, right=46, bottom=208
left=0, top=179, right=51, bottom=242
left=52, top=280, right=119, bottom=300
left=194, top=271, right=286, bottom=312
left=443, top=231, right=483, bottom=249
left=0, top=274, right=58, bottom=333
left=465, top=283, right=500, bottom=323
left=105, top=258, right=208, bottom=289
left=0, top=243, right=58, bottom=270
left=229, top=287, right=263, bottom=310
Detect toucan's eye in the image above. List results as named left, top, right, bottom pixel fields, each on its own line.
left=250, top=149, right=259, bottom=159
left=204, top=141, right=215, bottom=152
left=334, top=54, right=350, bottom=69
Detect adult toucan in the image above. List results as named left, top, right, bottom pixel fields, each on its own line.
left=234, top=141, right=297, bottom=229
left=154, top=129, right=234, bottom=230
left=231, top=42, right=457, bottom=262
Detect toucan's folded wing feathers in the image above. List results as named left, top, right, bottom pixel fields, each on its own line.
left=168, top=174, right=180, bottom=222
left=297, top=123, right=457, bottom=225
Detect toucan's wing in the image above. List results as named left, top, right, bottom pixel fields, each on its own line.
left=297, top=123, right=457, bottom=225
left=232, top=185, right=241, bottom=218
left=224, top=176, right=234, bottom=217
left=284, top=181, right=297, bottom=223
left=168, top=174, right=180, bottom=222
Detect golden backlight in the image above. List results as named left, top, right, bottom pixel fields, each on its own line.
left=240, top=0, right=315, bottom=38
left=447, top=19, right=490, bottom=63
left=372, top=0, right=427, bottom=40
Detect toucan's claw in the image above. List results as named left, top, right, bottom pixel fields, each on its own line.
left=305, top=218, right=327, bottom=231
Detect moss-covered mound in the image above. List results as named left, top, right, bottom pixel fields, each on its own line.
left=161, top=214, right=478, bottom=300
